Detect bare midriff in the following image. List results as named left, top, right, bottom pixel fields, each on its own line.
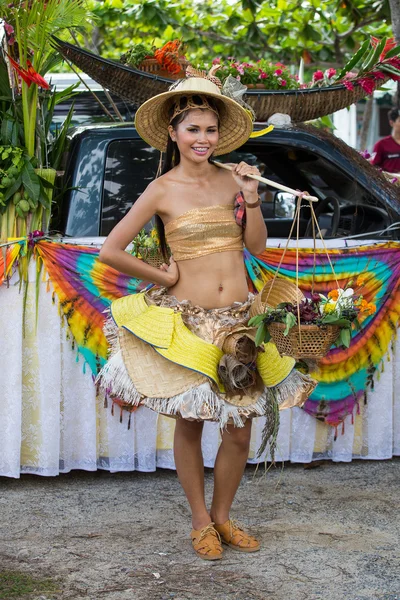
left=167, top=250, right=249, bottom=308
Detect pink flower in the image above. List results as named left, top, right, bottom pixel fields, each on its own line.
left=295, top=74, right=299, bottom=81
left=212, top=57, right=221, bottom=65
left=343, top=72, right=357, bottom=81
left=280, top=79, right=287, bottom=86
left=275, top=62, right=285, bottom=68
left=325, top=68, right=336, bottom=79
left=258, top=71, right=267, bottom=79
left=236, top=75, right=241, bottom=81
left=312, top=70, right=324, bottom=82
left=4, top=22, right=14, bottom=36
left=236, top=64, right=245, bottom=75
left=343, top=80, right=354, bottom=91
left=360, top=150, right=371, bottom=159
left=274, top=68, right=283, bottom=76
left=359, top=77, right=375, bottom=94
left=391, top=177, right=398, bottom=184
left=8, top=36, right=15, bottom=45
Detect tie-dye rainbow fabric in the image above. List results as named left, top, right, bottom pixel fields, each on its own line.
left=3, top=239, right=400, bottom=430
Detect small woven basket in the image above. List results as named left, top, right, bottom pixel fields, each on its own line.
left=222, top=331, right=258, bottom=364
left=268, top=322, right=340, bottom=359
left=137, top=247, right=165, bottom=268
left=249, top=278, right=305, bottom=318
left=138, top=58, right=189, bottom=80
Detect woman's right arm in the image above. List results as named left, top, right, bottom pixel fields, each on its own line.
left=98, top=180, right=178, bottom=287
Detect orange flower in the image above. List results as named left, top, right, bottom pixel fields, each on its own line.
left=371, top=36, right=397, bottom=61
left=328, top=289, right=339, bottom=301
left=356, top=274, right=367, bottom=287
left=366, top=302, right=376, bottom=315
left=359, top=299, right=369, bottom=311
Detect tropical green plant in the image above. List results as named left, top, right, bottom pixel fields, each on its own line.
left=0, top=0, right=93, bottom=238
left=2, top=0, right=89, bottom=158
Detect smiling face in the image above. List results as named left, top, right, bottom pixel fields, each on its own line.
left=168, top=108, right=219, bottom=162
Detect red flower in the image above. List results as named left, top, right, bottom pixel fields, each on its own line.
left=280, top=79, right=287, bottom=86
left=343, top=80, right=354, bottom=91
left=7, top=55, right=50, bottom=89
left=212, top=57, right=221, bottom=65
left=371, top=36, right=397, bottom=61
left=325, top=68, right=336, bottom=79
left=26, top=61, right=50, bottom=88
left=388, top=56, right=400, bottom=69
left=274, top=68, right=283, bottom=76
left=312, top=70, right=324, bottom=82
left=371, top=70, right=386, bottom=80
left=358, top=77, right=375, bottom=95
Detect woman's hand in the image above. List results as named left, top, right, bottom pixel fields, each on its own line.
left=230, top=162, right=260, bottom=194
left=159, top=256, right=180, bottom=288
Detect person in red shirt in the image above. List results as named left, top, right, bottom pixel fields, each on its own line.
left=372, top=108, right=400, bottom=173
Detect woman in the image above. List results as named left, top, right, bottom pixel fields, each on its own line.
left=98, top=73, right=315, bottom=561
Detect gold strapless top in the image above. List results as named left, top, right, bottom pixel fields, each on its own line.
left=164, top=204, right=243, bottom=261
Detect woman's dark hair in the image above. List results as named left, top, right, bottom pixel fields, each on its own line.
left=155, top=97, right=220, bottom=261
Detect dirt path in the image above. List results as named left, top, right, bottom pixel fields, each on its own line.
left=1, top=459, right=399, bottom=600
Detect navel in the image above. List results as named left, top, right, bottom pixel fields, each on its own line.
left=218, top=283, right=223, bottom=292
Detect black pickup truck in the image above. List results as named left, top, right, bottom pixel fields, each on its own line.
left=56, top=122, right=400, bottom=241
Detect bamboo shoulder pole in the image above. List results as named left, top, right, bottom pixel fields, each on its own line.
left=212, top=161, right=319, bottom=203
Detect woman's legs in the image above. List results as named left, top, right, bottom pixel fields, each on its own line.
left=174, top=418, right=211, bottom=530
left=210, top=419, right=252, bottom=525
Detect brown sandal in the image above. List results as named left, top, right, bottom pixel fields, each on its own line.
left=191, top=522, right=223, bottom=561
left=214, top=519, right=260, bottom=552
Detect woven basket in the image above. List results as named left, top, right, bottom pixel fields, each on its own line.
left=138, top=58, right=189, bottom=80
left=268, top=322, right=340, bottom=359
left=138, top=247, right=165, bottom=268
left=222, top=330, right=258, bottom=363
left=51, top=38, right=390, bottom=123
left=244, top=78, right=390, bottom=122
left=249, top=278, right=305, bottom=318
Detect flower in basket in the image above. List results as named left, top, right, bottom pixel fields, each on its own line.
left=121, top=39, right=186, bottom=75
left=324, top=36, right=400, bottom=93
left=130, top=227, right=166, bottom=265
left=203, top=58, right=300, bottom=90
left=248, top=281, right=377, bottom=351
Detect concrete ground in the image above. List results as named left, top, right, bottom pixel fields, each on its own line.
left=0, top=459, right=399, bottom=600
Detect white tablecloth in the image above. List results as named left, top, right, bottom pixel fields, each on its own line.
left=1, top=241, right=399, bottom=478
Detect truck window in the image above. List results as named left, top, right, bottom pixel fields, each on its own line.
left=101, top=140, right=160, bottom=235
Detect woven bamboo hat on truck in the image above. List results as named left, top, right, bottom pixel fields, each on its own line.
left=134, top=68, right=254, bottom=156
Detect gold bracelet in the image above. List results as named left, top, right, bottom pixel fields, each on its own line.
left=244, top=195, right=261, bottom=208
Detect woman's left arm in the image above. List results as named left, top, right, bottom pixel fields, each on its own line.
left=231, top=162, right=268, bottom=255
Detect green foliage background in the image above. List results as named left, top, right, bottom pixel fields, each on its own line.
left=79, top=0, right=393, bottom=68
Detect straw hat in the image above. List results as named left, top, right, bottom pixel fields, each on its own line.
left=119, top=328, right=207, bottom=398
left=134, top=76, right=254, bottom=156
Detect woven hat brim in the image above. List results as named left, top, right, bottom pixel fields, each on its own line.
left=135, top=88, right=253, bottom=156
left=119, top=328, right=207, bottom=398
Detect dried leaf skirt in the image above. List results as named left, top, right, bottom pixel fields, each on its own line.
left=97, top=288, right=316, bottom=453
